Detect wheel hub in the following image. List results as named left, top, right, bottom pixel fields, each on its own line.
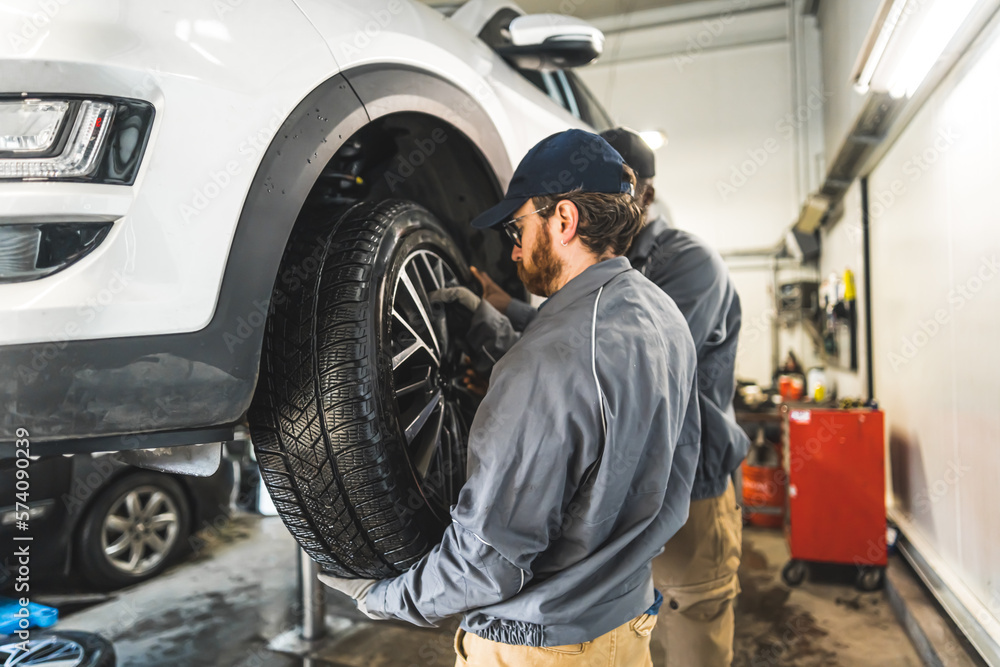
left=102, top=485, right=181, bottom=576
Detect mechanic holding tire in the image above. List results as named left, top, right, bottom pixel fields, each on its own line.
left=470, top=128, right=751, bottom=666
left=320, top=129, right=702, bottom=666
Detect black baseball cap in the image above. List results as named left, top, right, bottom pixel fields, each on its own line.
left=470, top=129, right=632, bottom=229
left=600, top=127, right=655, bottom=179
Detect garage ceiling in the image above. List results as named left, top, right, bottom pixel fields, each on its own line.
left=508, top=0, right=706, bottom=19
left=424, top=0, right=708, bottom=20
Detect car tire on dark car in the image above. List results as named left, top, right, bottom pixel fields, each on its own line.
left=0, top=630, right=116, bottom=667
left=249, top=200, right=479, bottom=578
left=76, top=472, right=191, bottom=589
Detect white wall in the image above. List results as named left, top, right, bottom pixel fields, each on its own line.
left=817, top=4, right=1000, bottom=647
left=586, top=0, right=1000, bottom=647
left=867, top=17, right=1000, bottom=640
left=578, top=10, right=802, bottom=383
left=580, top=41, right=797, bottom=252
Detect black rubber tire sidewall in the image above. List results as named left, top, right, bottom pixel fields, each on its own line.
left=249, top=199, right=473, bottom=578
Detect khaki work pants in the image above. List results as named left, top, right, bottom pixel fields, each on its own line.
left=655, top=482, right=743, bottom=667
left=454, top=613, right=658, bottom=666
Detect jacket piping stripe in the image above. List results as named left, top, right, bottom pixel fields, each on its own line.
left=463, top=523, right=529, bottom=594
left=592, top=286, right=608, bottom=440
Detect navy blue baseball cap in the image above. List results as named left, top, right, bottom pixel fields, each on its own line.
left=470, top=129, right=633, bottom=229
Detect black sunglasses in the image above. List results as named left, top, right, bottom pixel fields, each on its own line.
left=502, top=204, right=554, bottom=248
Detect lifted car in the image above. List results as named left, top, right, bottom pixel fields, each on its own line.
left=0, top=0, right=612, bottom=575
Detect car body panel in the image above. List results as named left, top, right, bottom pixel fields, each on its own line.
left=0, top=74, right=369, bottom=447
left=294, top=0, right=584, bottom=167
left=1, top=0, right=338, bottom=345
left=0, top=0, right=601, bottom=451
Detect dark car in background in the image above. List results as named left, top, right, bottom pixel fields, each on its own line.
left=1, top=450, right=238, bottom=589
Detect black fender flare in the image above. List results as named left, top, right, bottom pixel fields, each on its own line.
left=343, top=64, right=513, bottom=186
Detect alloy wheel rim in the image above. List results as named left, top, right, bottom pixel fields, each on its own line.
left=101, top=484, right=181, bottom=576
left=390, top=248, right=476, bottom=519
left=0, top=636, right=85, bottom=666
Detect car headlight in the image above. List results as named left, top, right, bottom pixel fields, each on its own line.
left=0, top=95, right=154, bottom=184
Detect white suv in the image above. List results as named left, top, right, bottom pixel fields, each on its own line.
left=0, top=0, right=612, bottom=576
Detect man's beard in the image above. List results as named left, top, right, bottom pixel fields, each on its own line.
left=517, top=229, right=564, bottom=297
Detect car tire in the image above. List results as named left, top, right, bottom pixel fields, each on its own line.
left=0, top=630, right=115, bottom=667
left=76, top=472, right=191, bottom=589
left=249, top=200, right=478, bottom=578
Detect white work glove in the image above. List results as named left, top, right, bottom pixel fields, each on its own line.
left=317, top=573, right=381, bottom=620
left=428, top=286, right=481, bottom=312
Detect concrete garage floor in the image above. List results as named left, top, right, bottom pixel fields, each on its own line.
left=58, top=516, right=922, bottom=666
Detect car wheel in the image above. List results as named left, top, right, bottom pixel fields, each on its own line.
left=76, top=472, right=191, bottom=589
left=0, top=631, right=115, bottom=667
left=249, top=200, right=479, bottom=578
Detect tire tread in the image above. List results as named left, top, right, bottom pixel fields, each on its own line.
left=249, top=201, right=444, bottom=578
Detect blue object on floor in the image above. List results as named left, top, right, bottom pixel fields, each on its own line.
left=0, top=596, right=58, bottom=634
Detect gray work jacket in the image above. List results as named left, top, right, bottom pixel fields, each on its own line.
left=506, top=216, right=749, bottom=500
left=627, top=216, right=749, bottom=500
left=366, top=257, right=700, bottom=646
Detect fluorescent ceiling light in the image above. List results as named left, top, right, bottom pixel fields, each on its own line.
left=887, top=0, right=980, bottom=98
left=853, top=0, right=909, bottom=94
left=852, top=0, right=983, bottom=98
left=639, top=130, right=667, bottom=150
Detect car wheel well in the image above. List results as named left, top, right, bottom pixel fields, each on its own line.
left=290, top=111, right=525, bottom=301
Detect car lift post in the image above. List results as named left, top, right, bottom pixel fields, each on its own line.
left=298, top=547, right=325, bottom=641
left=268, top=546, right=342, bottom=657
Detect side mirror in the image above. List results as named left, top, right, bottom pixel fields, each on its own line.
left=497, top=15, right=605, bottom=70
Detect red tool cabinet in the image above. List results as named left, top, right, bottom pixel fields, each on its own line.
left=781, top=407, right=887, bottom=591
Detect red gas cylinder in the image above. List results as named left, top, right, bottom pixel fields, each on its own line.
left=741, top=434, right=786, bottom=528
